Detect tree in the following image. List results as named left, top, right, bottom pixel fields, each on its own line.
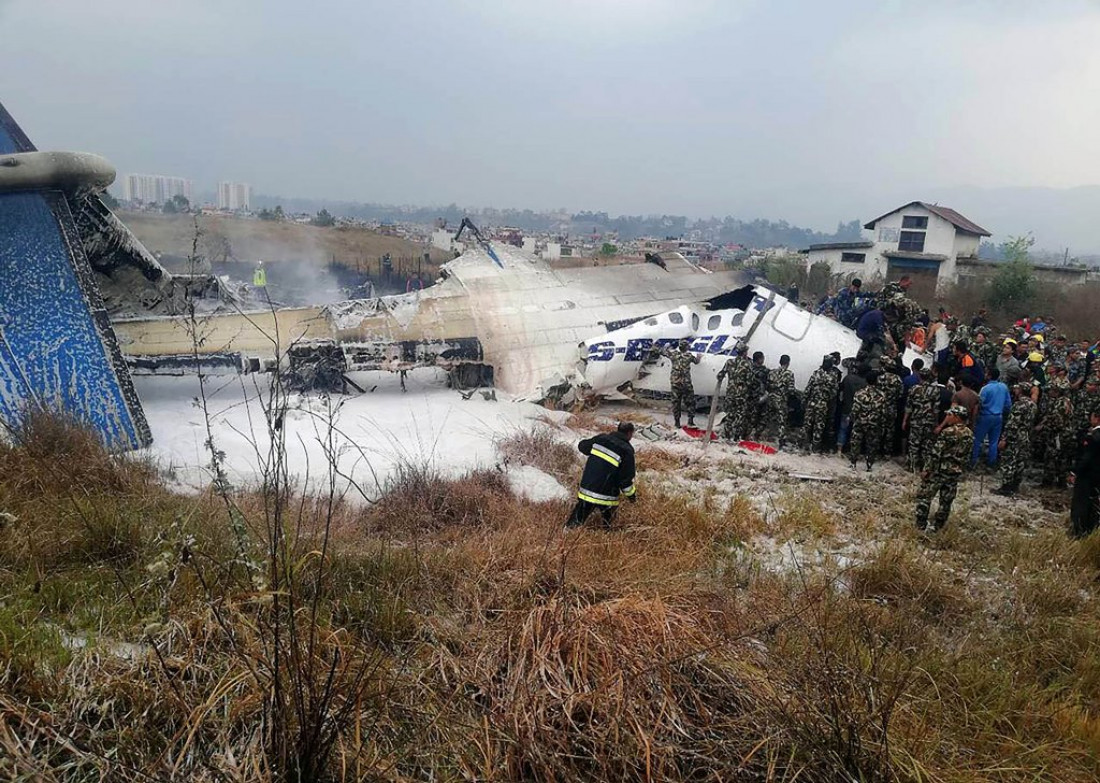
left=101, top=190, right=120, bottom=209
left=989, top=233, right=1036, bottom=311
left=201, top=230, right=233, bottom=265
left=311, top=208, right=336, bottom=227
left=599, top=242, right=618, bottom=257
left=163, top=194, right=190, bottom=214
left=259, top=205, right=286, bottom=222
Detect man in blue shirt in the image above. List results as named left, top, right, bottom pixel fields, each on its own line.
left=856, top=307, right=895, bottom=362
left=972, top=367, right=1011, bottom=466
left=902, top=358, right=924, bottom=393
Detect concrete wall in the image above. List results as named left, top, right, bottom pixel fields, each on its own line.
left=804, top=247, right=881, bottom=281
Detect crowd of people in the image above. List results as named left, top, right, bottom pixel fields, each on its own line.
left=665, top=278, right=1100, bottom=536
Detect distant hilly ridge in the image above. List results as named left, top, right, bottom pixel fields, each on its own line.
left=244, top=184, right=1100, bottom=259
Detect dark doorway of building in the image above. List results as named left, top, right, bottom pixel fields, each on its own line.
left=886, top=262, right=938, bottom=303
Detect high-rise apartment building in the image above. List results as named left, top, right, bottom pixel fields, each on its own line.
left=122, top=174, right=193, bottom=205
left=217, top=181, right=252, bottom=211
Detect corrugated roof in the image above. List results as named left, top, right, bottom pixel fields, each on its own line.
left=883, top=250, right=949, bottom=261
left=804, top=241, right=874, bottom=251
left=863, top=201, right=992, bottom=237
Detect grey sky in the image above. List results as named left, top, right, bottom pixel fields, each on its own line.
left=3, top=0, right=1100, bottom=236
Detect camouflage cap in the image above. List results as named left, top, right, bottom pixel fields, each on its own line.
left=1050, top=377, right=1070, bottom=391
left=918, top=367, right=934, bottom=380
left=1015, top=382, right=1032, bottom=393
left=946, top=404, right=969, bottom=420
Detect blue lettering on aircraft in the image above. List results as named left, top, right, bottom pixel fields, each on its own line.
left=624, top=338, right=654, bottom=361
left=587, top=341, right=615, bottom=362
left=587, top=334, right=738, bottom=362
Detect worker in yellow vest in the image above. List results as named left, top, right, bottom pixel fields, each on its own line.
left=253, top=260, right=267, bottom=288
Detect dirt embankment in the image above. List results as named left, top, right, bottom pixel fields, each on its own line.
left=119, top=211, right=451, bottom=271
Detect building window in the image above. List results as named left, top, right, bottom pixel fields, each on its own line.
left=898, top=231, right=926, bottom=252
left=902, top=215, right=928, bottom=229
left=840, top=252, right=866, bottom=264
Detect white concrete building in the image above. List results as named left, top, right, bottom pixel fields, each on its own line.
left=803, top=201, right=991, bottom=295
left=543, top=242, right=575, bottom=261
left=431, top=228, right=456, bottom=253
left=217, top=181, right=252, bottom=211
left=123, top=174, right=193, bottom=205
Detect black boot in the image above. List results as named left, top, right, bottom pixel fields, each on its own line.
left=993, top=480, right=1018, bottom=496
left=687, top=417, right=696, bottom=427
left=674, top=417, right=681, bottom=429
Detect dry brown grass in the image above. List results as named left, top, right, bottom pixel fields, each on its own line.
left=635, top=445, right=688, bottom=473
left=120, top=211, right=450, bottom=269
left=496, top=428, right=580, bottom=486
left=848, top=541, right=969, bottom=620
left=7, top=417, right=1100, bottom=780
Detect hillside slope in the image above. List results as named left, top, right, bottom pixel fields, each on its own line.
left=119, top=211, right=449, bottom=268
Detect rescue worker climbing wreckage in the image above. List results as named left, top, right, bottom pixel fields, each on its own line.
left=659, top=338, right=701, bottom=429
left=566, top=422, right=638, bottom=530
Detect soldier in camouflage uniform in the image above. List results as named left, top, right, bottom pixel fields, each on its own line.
left=746, top=351, right=771, bottom=437
left=878, top=360, right=904, bottom=457
left=848, top=371, right=887, bottom=471
left=716, top=345, right=756, bottom=442
left=915, top=405, right=974, bottom=532
left=662, top=338, right=701, bottom=428
left=824, top=350, right=844, bottom=449
left=1037, top=377, right=1075, bottom=487
left=803, top=355, right=839, bottom=453
left=973, top=330, right=998, bottom=377
left=994, top=382, right=1037, bottom=496
left=760, top=354, right=795, bottom=447
left=1068, top=348, right=1088, bottom=386
left=1074, top=376, right=1100, bottom=449
left=904, top=367, right=942, bottom=472
left=1048, top=334, right=1069, bottom=367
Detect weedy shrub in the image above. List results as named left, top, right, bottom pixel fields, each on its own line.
left=0, top=409, right=155, bottom=498
left=497, top=427, right=580, bottom=485
left=367, top=462, right=514, bottom=533
left=457, top=594, right=765, bottom=781
left=848, top=541, right=968, bottom=620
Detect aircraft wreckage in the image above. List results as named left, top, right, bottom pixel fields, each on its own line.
left=0, top=100, right=870, bottom=451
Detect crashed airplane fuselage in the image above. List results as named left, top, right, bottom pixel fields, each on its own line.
left=115, top=241, right=873, bottom=403
left=581, top=287, right=863, bottom=397
left=113, top=244, right=756, bottom=397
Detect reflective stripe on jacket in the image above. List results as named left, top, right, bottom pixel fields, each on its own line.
left=577, top=432, right=636, bottom=506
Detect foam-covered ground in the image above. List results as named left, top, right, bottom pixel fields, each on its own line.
left=134, top=369, right=570, bottom=499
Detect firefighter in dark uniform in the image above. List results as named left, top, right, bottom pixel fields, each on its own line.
left=566, top=422, right=638, bottom=529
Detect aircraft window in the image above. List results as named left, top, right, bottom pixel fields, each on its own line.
left=645, top=317, right=659, bottom=326
left=669, top=312, right=684, bottom=324
left=691, top=313, right=700, bottom=330
left=708, top=315, right=722, bottom=330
